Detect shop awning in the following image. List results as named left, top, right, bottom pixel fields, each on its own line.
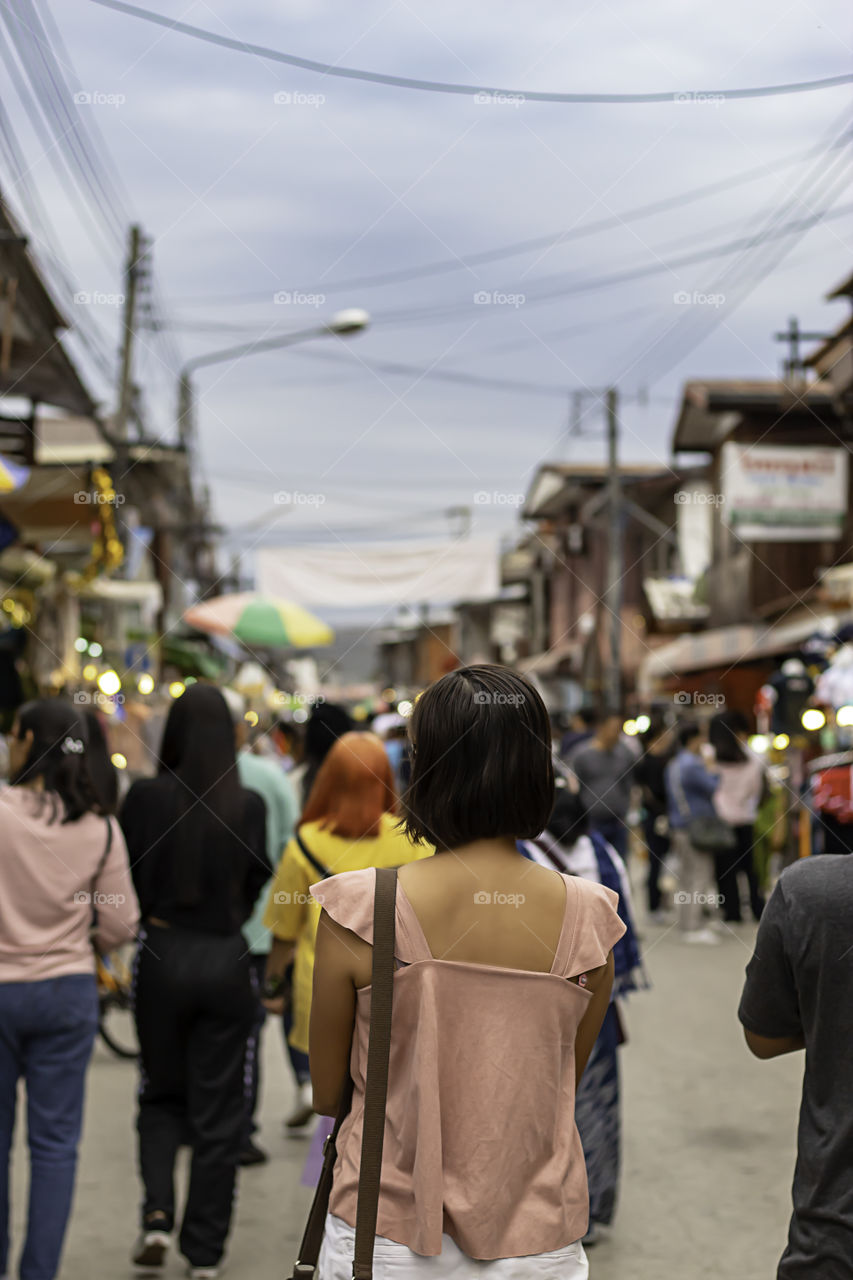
left=638, top=611, right=850, bottom=694
left=517, top=639, right=580, bottom=677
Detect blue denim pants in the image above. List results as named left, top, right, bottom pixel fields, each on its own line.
left=0, top=974, right=99, bottom=1280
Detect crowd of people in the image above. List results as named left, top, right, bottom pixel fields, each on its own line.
left=0, top=670, right=847, bottom=1280
left=559, top=707, right=771, bottom=943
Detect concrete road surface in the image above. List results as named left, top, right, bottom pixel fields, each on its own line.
left=10, top=915, right=802, bottom=1279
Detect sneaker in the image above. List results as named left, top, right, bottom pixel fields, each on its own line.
left=682, top=928, right=721, bottom=945
left=285, top=1081, right=315, bottom=1131
left=187, top=1268, right=219, bottom=1280
left=239, top=1139, right=269, bottom=1166
left=132, top=1229, right=171, bottom=1270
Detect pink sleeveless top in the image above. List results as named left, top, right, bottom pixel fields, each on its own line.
left=312, top=867, right=626, bottom=1261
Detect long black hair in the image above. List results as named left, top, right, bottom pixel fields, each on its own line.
left=83, top=710, right=119, bottom=815
left=157, top=683, right=245, bottom=905
left=11, top=699, right=101, bottom=823
left=709, top=710, right=749, bottom=764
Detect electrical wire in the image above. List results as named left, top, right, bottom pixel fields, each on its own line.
left=615, top=107, right=853, bottom=388
left=169, top=133, right=853, bottom=305
left=90, top=0, right=853, bottom=105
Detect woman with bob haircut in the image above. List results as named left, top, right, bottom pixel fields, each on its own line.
left=262, top=731, right=429, bottom=1126
left=309, top=664, right=625, bottom=1278
left=0, top=699, right=138, bottom=1280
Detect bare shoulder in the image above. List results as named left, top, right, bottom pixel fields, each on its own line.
left=317, top=907, right=374, bottom=988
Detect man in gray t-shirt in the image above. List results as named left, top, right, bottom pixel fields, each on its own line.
left=738, top=855, right=853, bottom=1279
left=568, top=713, right=635, bottom=860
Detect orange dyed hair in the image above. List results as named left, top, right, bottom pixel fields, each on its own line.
left=299, top=731, right=397, bottom=840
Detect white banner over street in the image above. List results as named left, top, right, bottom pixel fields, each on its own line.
left=257, top=537, right=500, bottom=608
left=721, top=443, right=849, bottom=541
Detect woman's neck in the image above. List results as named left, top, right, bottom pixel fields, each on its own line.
left=435, top=835, right=521, bottom=863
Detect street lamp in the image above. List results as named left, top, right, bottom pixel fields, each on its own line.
left=176, top=308, right=370, bottom=444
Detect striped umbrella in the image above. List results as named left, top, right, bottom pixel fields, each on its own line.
left=183, top=592, right=334, bottom=648
left=0, top=456, right=30, bottom=492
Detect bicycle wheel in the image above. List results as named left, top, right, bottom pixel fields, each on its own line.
left=97, top=943, right=139, bottom=1060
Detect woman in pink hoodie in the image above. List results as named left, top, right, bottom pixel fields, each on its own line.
left=0, top=699, right=139, bottom=1280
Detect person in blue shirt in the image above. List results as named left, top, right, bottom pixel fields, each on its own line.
left=224, top=691, right=299, bottom=1164
left=665, top=721, right=721, bottom=945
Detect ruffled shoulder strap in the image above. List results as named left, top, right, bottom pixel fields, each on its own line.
left=553, top=876, right=626, bottom=979
left=311, top=867, right=426, bottom=964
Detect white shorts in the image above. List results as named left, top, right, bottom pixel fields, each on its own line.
left=317, top=1214, right=589, bottom=1279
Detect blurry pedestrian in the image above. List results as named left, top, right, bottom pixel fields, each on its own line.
left=119, top=684, right=271, bottom=1278
left=299, top=702, right=353, bottom=806
left=0, top=700, right=138, bottom=1280
left=560, top=707, right=597, bottom=760
left=310, top=665, right=625, bottom=1277
left=568, top=712, right=635, bottom=859
left=521, top=786, right=644, bottom=1244
left=82, top=708, right=120, bottom=814
left=633, top=721, right=674, bottom=921
left=261, top=732, right=428, bottom=1131
left=708, top=711, right=765, bottom=923
left=373, top=714, right=411, bottom=793
left=222, top=691, right=299, bottom=1166
left=665, top=721, right=721, bottom=945
left=739, top=853, right=853, bottom=1277
left=272, top=719, right=304, bottom=777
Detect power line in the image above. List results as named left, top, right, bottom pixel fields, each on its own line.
left=90, top=0, right=853, bottom=105
left=616, top=109, right=853, bottom=388
left=169, top=134, right=853, bottom=305
left=349, top=196, right=853, bottom=331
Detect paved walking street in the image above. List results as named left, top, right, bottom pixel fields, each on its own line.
left=10, top=901, right=802, bottom=1280
left=2, top=7, right=851, bottom=1277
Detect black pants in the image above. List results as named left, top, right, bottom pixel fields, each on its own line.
left=714, top=823, right=765, bottom=923
left=243, top=954, right=266, bottom=1142
left=134, top=926, right=255, bottom=1268
left=641, top=813, right=670, bottom=913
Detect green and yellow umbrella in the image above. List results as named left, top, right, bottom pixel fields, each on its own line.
left=183, top=592, right=334, bottom=649
left=0, top=456, right=30, bottom=492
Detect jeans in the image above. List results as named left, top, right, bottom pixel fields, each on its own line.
left=0, top=974, right=99, bottom=1280
left=134, top=926, right=255, bottom=1268
left=589, top=818, right=628, bottom=862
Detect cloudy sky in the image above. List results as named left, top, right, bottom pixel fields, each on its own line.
left=2, top=0, right=851, bottom=599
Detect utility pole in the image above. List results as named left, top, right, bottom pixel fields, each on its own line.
left=112, top=225, right=144, bottom=580
left=116, top=224, right=142, bottom=440
left=773, top=316, right=829, bottom=382
left=604, top=387, right=623, bottom=713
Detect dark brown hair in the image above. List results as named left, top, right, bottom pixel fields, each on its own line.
left=402, top=664, right=554, bottom=851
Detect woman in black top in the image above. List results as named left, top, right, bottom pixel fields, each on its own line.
left=634, top=722, right=674, bottom=919
left=119, top=684, right=270, bottom=1279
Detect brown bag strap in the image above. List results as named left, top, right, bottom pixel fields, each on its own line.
left=352, top=866, right=397, bottom=1279
left=290, top=1080, right=353, bottom=1278
left=289, top=866, right=398, bottom=1280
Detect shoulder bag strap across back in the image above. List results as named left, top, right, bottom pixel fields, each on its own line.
left=352, top=865, right=397, bottom=1279
left=295, top=830, right=332, bottom=881
left=288, top=865, right=398, bottom=1280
